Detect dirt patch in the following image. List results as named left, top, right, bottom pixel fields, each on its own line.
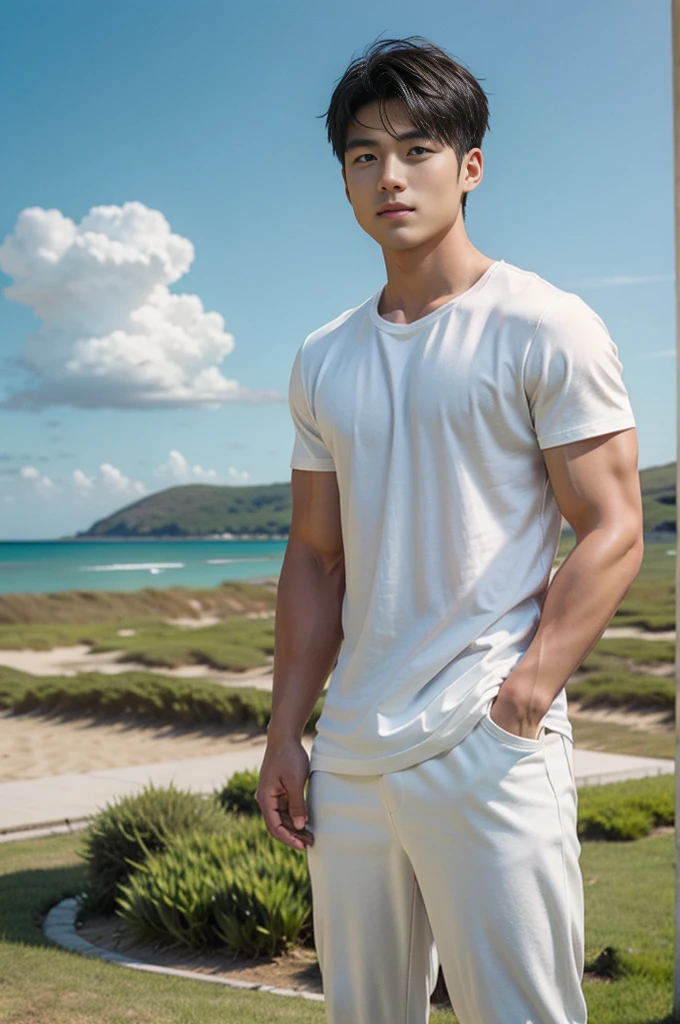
left=78, top=912, right=323, bottom=994
left=76, top=912, right=452, bottom=1006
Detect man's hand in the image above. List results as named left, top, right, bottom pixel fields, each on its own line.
left=256, top=735, right=314, bottom=851
left=489, top=677, right=548, bottom=740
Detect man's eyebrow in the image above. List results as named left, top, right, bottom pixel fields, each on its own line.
left=344, top=129, right=433, bottom=153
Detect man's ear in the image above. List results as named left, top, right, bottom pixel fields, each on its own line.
left=462, top=148, right=483, bottom=193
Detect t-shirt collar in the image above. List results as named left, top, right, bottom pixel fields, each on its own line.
left=369, top=259, right=504, bottom=335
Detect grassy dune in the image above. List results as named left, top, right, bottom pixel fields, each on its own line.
left=0, top=667, right=327, bottom=734
left=0, top=541, right=675, bottom=759
left=0, top=579, right=277, bottom=626
left=569, top=717, right=674, bottom=760
left=0, top=579, right=279, bottom=671
left=0, top=618, right=276, bottom=672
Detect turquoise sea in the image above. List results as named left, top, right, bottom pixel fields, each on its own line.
left=0, top=539, right=287, bottom=594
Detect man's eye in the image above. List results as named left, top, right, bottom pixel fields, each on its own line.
left=356, top=147, right=430, bottom=164
left=353, top=145, right=432, bottom=165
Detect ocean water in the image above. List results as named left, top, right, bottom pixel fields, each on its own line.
left=0, top=539, right=287, bottom=594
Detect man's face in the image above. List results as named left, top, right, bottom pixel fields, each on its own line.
left=342, top=98, right=477, bottom=250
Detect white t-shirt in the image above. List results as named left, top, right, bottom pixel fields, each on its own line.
left=288, top=258, right=636, bottom=775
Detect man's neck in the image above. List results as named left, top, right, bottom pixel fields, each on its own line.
left=378, top=235, right=495, bottom=325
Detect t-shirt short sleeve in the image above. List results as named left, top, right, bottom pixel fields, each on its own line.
left=288, top=345, right=336, bottom=471
left=523, top=292, right=636, bottom=450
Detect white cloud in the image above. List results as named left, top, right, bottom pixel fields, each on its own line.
left=15, top=453, right=251, bottom=522
left=99, top=463, right=146, bottom=497
left=156, top=449, right=219, bottom=482
left=561, top=272, right=674, bottom=290
left=0, top=202, right=284, bottom=410
left=227, top=466, right=253, bottom=483
left=18, top=465, right=55, bottom=497
left=72, top=469, right=96, bottom=491
left=70, top=463, right=145, bottom=499
left=154, top=449, right=252, bottom=484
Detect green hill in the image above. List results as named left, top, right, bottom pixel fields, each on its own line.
left=73, top=461, right=676, bottom=540
left=74, top=483, right=291, bottom=539
left=639, top=460, right=676, bottom=534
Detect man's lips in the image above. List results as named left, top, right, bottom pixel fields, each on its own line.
left=377, top=207, right=414, bottom=219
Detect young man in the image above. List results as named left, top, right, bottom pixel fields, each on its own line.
left=256, top=35, right=643, bottom=1024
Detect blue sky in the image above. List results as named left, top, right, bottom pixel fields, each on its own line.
left=0, top=0, right=674, bottom=540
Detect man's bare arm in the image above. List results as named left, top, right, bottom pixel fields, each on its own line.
left=256, top=468, right=345, bottom=850
left=268, top=469, right=345, bottom=738
left=491, top=426, right=644, bottom=738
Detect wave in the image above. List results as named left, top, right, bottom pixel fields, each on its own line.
left=206, top=557, right=275, bottom=565
left=79, top=562, right=186, bottom=572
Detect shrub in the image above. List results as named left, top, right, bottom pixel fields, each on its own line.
left=577, top=774, right=673, bottom=841
left=568, top=672, right=674, bottom=714
left=117, top=816, right=313, bottom=957
left=212, top=842, right=312, bottom=957
left=78, top=782, right=231, bottom=915
left=0, top=667, right=324, bottom=733
left=216, top=768, right=260, bottom=816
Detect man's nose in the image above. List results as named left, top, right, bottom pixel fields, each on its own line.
left=378, top=154, right=406, bottom=191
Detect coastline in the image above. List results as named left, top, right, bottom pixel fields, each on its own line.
left=0, top=538, right=286, bottom=595
left=52, top=535, right=288, bottom=543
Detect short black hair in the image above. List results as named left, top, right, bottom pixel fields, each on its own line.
left=321, top=35, right=491, bottom=219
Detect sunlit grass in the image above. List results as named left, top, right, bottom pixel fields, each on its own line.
left=0, top=829, right=674, bottom=1023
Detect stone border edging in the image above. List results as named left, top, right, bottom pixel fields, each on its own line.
left=43, top=898, right=324, bottom=1003
left=1, top=818, right=91, bottom=842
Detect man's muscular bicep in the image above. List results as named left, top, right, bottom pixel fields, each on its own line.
left=541, top=427, right=643, bottom=544
left=289, top=469, right=344, bottom=568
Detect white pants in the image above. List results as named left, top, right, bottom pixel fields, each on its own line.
left=306, top=706, right=587, bottom=1024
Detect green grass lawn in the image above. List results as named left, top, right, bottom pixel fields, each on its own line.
left=0, top=830, right=675, bottom=1023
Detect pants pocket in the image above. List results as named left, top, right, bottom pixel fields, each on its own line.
left=479, top=704, right=545, bottom=752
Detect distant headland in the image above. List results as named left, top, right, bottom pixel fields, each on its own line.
left=67, top=482, right=292, bottom=540
left=63, top=463, right=676, bottom=541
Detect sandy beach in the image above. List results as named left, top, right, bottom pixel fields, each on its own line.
left=0, top=709, right=269, bottom=783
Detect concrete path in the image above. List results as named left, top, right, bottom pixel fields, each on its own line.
left=572, top=748, right=674, bottom=786
left=0, top=739, right=673, bottom=840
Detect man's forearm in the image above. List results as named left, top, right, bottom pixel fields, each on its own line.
left=267, top=539, right=345, bottom=740
left=503, top=527, right=644, bottom=716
